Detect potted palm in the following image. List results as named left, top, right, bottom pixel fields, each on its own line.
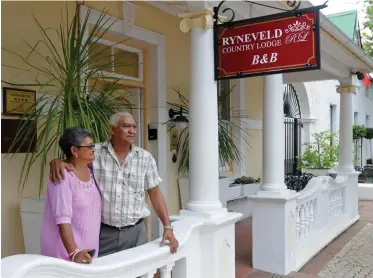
left=168, top=87, right=251, bottom=210
left=3, top=6, right=134, bottom=194
left=298, top=130, right=339, bottom=176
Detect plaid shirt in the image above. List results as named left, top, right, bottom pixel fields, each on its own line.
left=92, top=140, right=162, bottom=227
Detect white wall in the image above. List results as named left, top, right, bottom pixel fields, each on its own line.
left=299, top=78, right=373, bottom=167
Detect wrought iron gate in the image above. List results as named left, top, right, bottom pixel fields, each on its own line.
left=284, top=84, right=303, bottom=174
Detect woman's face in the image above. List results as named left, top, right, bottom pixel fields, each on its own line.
left=72, top=136, right=95, bottom=162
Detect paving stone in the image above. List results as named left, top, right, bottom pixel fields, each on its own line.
left=317, top=223, right=373, bottom=278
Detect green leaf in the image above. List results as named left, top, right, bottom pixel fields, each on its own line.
left=2, top=6, right=133, bottom=194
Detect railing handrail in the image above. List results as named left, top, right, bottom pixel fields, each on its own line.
left=1, top=217, right=204, bottom=278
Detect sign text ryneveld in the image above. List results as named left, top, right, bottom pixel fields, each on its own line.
left=215, top=9, right=320, bottom=79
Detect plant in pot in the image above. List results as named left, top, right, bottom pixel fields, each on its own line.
left=353, top=125, right=367, bottom=168
left=167, top=87, right=250, bottom=175
left=168, top=86, right=251, bottom=209
left=3, top=6, right=134, bottom=193
left=298, top=130, right=339, bottom=176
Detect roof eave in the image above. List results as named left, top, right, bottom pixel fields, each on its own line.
left=302, top=1, right=373, bottom=72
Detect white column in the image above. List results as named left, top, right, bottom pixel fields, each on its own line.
left=179, top=10, right=224, bottom=214
left=249, top=75, right=297, bottom=275
left=261, top=74, right=288, bottom=192
left=336, top=82, right=356, bottom=173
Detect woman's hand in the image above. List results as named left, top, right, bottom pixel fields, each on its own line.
left=73, top=249, right=93, bottom=264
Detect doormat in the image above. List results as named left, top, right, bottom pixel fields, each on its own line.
left=318, top=223, right=373, bottom=278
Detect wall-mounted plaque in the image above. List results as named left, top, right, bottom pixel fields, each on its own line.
left=2, top=87, right=36, bottom=115
left=1, top=119, right=37, bottom=153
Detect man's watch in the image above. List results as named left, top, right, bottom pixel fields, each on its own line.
left=164, top=225, right=173, bottom=231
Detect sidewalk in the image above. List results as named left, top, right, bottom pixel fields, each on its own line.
left=235, top=201, right=373, bottom=278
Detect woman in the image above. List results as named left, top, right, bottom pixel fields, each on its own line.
left=41, top=127, right=101, bottom=264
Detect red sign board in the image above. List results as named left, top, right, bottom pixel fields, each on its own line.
left=215, top=8, right=321, bottom=80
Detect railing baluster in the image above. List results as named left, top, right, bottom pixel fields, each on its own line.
left=296, top=206, right=300, bottom=241
left=160, top=262, right=175, bottom=278
left=140, top=270, right=157, bottom=278
left=304, top=202, right=310, bottom=237
left=299, top=204, right=305, bottom=240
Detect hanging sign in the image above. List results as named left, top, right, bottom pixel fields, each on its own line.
left=214, top=6, right=322, bottom=80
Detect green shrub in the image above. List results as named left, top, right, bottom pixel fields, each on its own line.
left=353, top=125, right=367, bottom=140
left=365, top=128, right=373, bottom=140
left=298, top=131, right=339, bottom=169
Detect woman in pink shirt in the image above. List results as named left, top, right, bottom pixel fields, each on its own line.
left=41, top=127, right=101, bottom=264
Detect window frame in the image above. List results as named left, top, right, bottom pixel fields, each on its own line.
left=90, top=37, right=144, bottom=82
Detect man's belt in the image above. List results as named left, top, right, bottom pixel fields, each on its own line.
left=101, top=218, right=144, bottom=231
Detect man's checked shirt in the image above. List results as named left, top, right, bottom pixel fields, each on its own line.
left=92, top=140, right=162, bottom=227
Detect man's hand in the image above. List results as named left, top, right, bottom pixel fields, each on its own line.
left=160, top=229, right=178, bottom=254
left=49, top=159, right=75, bottom=183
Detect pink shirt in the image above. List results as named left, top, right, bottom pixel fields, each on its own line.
left=40, top=169, right=102, bottom=260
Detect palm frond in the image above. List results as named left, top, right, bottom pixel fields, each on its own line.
left=167, top=87, right=251, bottom=174
left=2, top=6, right=135, bottom=193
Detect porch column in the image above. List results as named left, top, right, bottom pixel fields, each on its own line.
left=336, top=81, right=356, bottom=173
left=179, top=10, right=224, bottom=214
left=249, top=75, right=297, bottom=275
left=261, top=74, right=287, bottom=191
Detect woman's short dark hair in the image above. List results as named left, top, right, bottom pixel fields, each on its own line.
left=58, top=127, right=92, bottom=159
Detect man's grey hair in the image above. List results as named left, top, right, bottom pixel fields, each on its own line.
left=109, top=112, right=133, bottom=127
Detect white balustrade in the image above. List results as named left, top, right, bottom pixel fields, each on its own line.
left=1, top=213, right=241, bottom=278
left=293, top=172, right=359, bottom=271
left=296, top=199, right=316, bottom=241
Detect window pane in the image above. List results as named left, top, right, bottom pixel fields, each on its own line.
left=89, top=43, right=113, bottom=72
left=114, top=48, right=139, bottom=78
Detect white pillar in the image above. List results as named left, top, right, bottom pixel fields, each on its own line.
left=261, top=74, right=288, bottom=192
left=336, top=81, right=356, bottom=173
left=249, top=75, right=297, bottom=275
left=179, top=10, right=224, bottom=214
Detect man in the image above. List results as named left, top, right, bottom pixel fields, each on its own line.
left=50, top=112, right=178, bottom=256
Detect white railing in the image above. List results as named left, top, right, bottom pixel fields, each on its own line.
left=294, top=172, right=359, bottom=270
left=2, top=213, right=241, bottom=278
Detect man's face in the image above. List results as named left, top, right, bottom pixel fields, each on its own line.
left=111, top=115, right=137, bottom=145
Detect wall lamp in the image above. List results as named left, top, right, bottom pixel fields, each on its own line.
left=168, top=107, right=189, bottom=130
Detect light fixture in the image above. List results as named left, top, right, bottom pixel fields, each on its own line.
left=168, top=107, right=189, bottom=130
left=356, top=71, right=365, bottom=81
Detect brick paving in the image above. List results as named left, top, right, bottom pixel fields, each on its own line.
left=235, top=201, right=373, bottom=278
left=317, top=223, right=373, bottom=278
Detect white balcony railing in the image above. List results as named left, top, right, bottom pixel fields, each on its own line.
left=294, top=172, right=359, bottom=270
left=1, top=213, right=241, bottom=278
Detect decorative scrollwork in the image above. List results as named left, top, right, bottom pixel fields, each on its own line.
left=213, top=0, right=236, bottom=24
left=285, top=0, right=301, bottom=10
left=285, top=21, right=310, bottom=33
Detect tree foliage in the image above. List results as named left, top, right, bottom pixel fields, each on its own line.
left=362, top=0, right=373, bottom=57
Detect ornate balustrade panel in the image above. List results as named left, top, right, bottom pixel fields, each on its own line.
left=293, top=172, right=359, bottom=271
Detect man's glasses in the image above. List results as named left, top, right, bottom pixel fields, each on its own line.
left=75, top=144, right=95, bottom=150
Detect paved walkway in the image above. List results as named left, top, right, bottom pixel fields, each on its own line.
left=235, top=201, right=373, bottom=278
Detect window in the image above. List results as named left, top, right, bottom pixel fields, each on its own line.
left=217, top=80, right=231, bottom=121
left=366, top=115, right=370, bottom=128
left=330, top=105, right=337, bottom=133
left=354, top=112, right=359, bottom=125
left=88, top=38, right=143, bottom=82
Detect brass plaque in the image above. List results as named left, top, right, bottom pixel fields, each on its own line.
left=2, top=87, right=36, bottom=115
